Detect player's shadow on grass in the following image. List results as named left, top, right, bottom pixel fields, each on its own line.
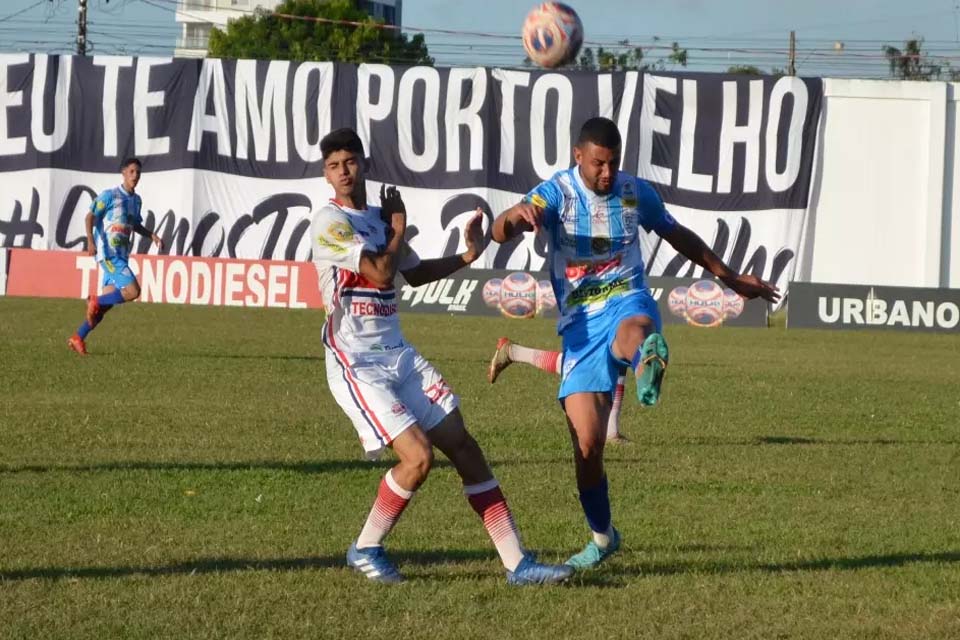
left=0, top=459, right=442, bottom=475
left=661, top=436, right=960, bottom=447
left=624, top=550, right=960, bottom=578
left=183, top=353, right=325, bottom=362
left=0, top=549, right=499, bottom=583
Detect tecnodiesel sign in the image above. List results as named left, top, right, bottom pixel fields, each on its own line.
left=788, top=282, right=960, bottom=332
left=400, top=269, right=768, bottom=328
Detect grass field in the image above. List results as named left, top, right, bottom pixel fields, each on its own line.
left=1, top=296, right=959, bottom=639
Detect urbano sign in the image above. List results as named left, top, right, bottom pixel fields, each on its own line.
left=788, top=282, right=960, bottom=333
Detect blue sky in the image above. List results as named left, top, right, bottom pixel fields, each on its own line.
left=1, top=0, right=958, bottom=77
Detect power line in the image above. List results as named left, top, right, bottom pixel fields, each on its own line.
left=0, top=0, right=49, bottom=24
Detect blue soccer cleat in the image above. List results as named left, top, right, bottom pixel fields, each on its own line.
left=636, top=333, right=669, bottom=406
left=565, top=528, right=622, bottom=570
left=506, top=553, right=573, bottom=585
left=346, top=542, right=405, bottom=584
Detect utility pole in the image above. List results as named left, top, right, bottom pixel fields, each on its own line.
left=788, top=30, right=796, bottom=76
left=77, top=0, right=88, bottom=56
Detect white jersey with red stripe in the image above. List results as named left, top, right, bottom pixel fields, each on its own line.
left=311, top=200, right=420, bottom=356
left=310, top=199, right=458, bottom=455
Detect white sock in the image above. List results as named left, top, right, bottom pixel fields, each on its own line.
left=592, top=525, right=615, bottom=549
left=606, top=376, right=625, bottom=439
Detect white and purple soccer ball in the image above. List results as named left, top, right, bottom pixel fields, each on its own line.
left=667, top=286, right=688, bottom=318
left=499, top=272, right=538, bottom=319
left=723, top=288, right=745, bottom=320
left=537, top=280, right=557, bottom=313
left=482, top=278, right=502, bottom=309
left=684, top=280, right=725, bottom=327
left=521, top=2, right=584, bottom=69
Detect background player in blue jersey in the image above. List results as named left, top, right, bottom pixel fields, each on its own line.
left=492, top=117, right=780, bottom=570
left=68, top=158, right=163, bottom=355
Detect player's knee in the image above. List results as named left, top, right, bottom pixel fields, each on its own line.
left=125, top=284, right=141, bottom=300
left=575, top=435, right=604, bottom=462
left=407, top=444, right=434, bottom=483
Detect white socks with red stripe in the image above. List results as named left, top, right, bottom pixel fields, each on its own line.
left=606, top=375, right=626, bottom=439
left=465, top=479, right=525, bottom=572
left=508, top=344, right=563, bottom=375
left=356, top=469, right=414, bottom=549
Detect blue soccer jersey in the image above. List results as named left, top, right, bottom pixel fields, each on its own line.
left=526, top=167, right=678, bottom=333
left=90, top=186, right=143, bottom=263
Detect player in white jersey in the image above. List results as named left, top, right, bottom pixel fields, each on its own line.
left=492, top=117, right=780, bottom=570
left=311, top=128, right=572, bottom=585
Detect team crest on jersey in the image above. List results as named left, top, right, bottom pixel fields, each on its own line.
left=527, top=193, right=548, bottom=210
left=620, top=180, right=638, bottom=208
left=591, top=237, right=611, bottom=254
left=96, top=201, right=106, bottom=211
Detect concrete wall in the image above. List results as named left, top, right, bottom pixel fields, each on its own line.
left=797, top=78, right=960, bottom=290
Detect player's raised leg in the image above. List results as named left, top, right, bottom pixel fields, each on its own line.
left=613, top=314, right=668, bottom=406
left=347, top=426, right=433, bottom=584
left=489, top=338, right=627, bottom=442
left=562, top=392, right=621, bottom=569
left=427, top=409, right=572, bottom=585
left=487, top=338, right=562, bottom=383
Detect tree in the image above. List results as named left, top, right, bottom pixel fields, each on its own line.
left=881, top=37, right=960, bottom=81
left=571, top=39, right=687, bottom=72
left=208, top=0, right=432, bottom=65
left=727, top=65, right=763, bottom=75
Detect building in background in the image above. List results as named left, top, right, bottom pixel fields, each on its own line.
left=174, top=0, right=403, bottom=58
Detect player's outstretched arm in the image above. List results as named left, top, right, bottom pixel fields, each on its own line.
left=133, top=223, right=164, bottom=251
left=401, top=208, right=488, bottom=287
left=491, top=202, right=542, bottom=243
left=660, top=224, right=781, bottom=304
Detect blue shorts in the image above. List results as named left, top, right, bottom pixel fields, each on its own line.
left=100, top=258, right=137, bottom=290
left=558, top=292, right=662, bottom=399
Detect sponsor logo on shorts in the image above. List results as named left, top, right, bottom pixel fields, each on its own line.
left=562, top=357, right=577, bottom=380
left=391, top=402, right=407, bottom=416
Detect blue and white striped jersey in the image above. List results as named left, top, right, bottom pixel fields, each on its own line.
left=525, top=167, right=678, bottom=333
left=89, top=185, right=143, bottom=263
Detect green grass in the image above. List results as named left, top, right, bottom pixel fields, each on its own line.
left=1, top=296, right=959, bottom=639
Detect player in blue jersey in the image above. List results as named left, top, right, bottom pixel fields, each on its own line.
left=491, top=117, right=780, bottom=570
left=68, top=158, right=163, bottom=355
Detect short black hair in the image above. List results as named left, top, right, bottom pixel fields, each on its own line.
left=577, top=117, right=622, bottom=150
left=121, top=157, right=142, bottom=170
left=321, top=128, right=365, bottom=160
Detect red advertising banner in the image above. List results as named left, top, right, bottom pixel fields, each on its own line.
left=4, top=249, right=322, bottom=309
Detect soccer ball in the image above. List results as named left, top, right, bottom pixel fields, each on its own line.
left=482, top=278, right=502, bottom=308
left=499, top=272, right=538, bottom=319
left=723, top=288, right=745, bottom=320
left=537, top=280, right=557, bottom=313
left=521, top=3, right=584, bottom=69
left=684, top=280, right=725, bottom=328
left=667, top=286, right=688, bottom=318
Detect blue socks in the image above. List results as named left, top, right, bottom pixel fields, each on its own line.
left=97, top=290, right=125, bottom=306
left=578, top=476, right=611, bottom=534
left=77, top=321, right=92, bottom=340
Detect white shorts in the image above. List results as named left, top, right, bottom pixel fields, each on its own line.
left=324, top=344, right=460, bottom=454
